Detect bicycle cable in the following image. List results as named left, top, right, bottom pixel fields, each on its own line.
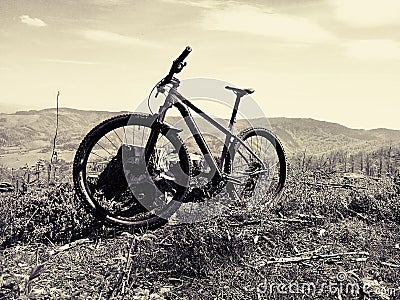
left=147, top=79, right=163, bottom=114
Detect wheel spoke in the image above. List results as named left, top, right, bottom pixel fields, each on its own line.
left=113, top=129, right=123, bottom=144
left=95, top=141, right=114, bottom=157
left=236, top=149, right=250, bottom=164
left=89, top=151, right=107, bottom=160
left=123, top=126, right=127, bottom=144
left=228, top=129, right=286, bottom=208
left=73, top=114, right=191, bottom=227
left=104, top=134, right=119, bottom=150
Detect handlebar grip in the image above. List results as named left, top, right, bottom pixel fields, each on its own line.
left=175, top=46, right=192, bottom=64
left=158, top=46, right=192, bottom=87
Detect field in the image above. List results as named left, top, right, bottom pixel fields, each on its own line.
left=1, top=165, right=400, bottom=299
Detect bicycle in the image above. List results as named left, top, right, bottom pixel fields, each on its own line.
left=73, top=46, right=287, bottom=228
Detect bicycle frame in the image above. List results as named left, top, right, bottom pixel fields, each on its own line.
left=151, top=79, right=266, bottom=181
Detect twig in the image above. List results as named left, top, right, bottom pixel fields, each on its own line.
left=299, top=181, right=366, bottom=190
left=345, top=207, right=369, bottom=221
left=49, top=238, right=92, bottom=255
left=228, top=220, right=262, bottom=227
left=261, top=251, right=369, bottom=266
left=270, top=218, right=312, bottom=224
left=229, top=217, right=312, bottom=226
left=44, top=235, right=56, bottom=248
left=27, top=207, right=39, bottom=224
left=297, top=213, right=325, bottom=220
left=381, top=261, right=400, bottom=268
left=124, top=237, right=137, bottom=291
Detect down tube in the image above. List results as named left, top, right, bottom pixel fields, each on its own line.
left=173, top=101, right=223, bottom=177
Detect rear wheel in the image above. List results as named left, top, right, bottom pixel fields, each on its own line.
left=226, top=128, right=286, bottom=210
left=73, top=114, right=191, bottom=228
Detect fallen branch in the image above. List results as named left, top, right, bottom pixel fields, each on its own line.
left=228, top=217, right=312, bottom=227
left=261, top=251, right=369, bottom=266
left=297, top=213, right=325, bottom=220
left=299, top=181, right=366, bottom=190
left=228, top=220, right=262, bottom=227
left=49, top=238, right=92, bottom=255
left=270, top=218, right=312, bottom=224
left=381, top=261, right=400, bottom=268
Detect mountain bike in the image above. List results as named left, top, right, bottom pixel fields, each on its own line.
left=73, top=46, right=287, bottom=228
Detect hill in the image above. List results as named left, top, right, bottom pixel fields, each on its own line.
left=0, top=108, right=399, bottom=168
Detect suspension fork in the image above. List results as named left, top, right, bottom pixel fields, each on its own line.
left=144, top=94, right=173, bottom=164
left=144, top=128, right=159, bottom=164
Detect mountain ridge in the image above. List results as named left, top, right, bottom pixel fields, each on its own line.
left=0, top=108, right=399, bottom=168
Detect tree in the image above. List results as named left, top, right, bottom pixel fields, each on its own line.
left=350, top=155, right=355, bottom=173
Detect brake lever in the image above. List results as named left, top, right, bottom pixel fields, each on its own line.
left=174, top=61, right=187, bottom=74
left=155, top=85, right=166, bottom=98
left=157, top=58, right=187, bottom=88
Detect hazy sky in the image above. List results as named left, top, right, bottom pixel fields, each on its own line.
left=0, top=0, right=399, bottom=129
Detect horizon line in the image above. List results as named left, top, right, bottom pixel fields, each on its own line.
left=0, top=106, right=399, bottom=131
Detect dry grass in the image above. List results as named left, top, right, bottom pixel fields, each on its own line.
left=1, top=168, right=400, bottom=299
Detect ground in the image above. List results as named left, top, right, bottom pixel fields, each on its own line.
left=1, top=170, right=400, bottom=299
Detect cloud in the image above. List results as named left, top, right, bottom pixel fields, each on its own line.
left=88, top=0, right=127, bottom=6
left=43, top=59, right=102, bottom=65
left=160, top=0, right=220, bottom=9
left=78, top=30, right=158, bottom=47
left=329, top=0, right=400, bottom=27
left=200, top=4, right=334, bottom=44
left=344, top=39, right=400, bottom=60
left=19, top=15, right=47, bottom=27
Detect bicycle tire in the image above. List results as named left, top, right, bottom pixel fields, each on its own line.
left=226, top=127, right=287, bottom=208
left=73, top=113, right=191, bottom=228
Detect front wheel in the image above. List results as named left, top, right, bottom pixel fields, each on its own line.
left=73, top=113, right=191, bottom=228
left=226, top=128, right=287, bottom=209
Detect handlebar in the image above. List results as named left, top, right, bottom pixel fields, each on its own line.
left=158, top=46, right=192, bottom=87
left=176, top=46, right=192, bottom=63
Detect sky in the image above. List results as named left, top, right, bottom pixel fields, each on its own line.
left=0, top=0, right=399, bottom=129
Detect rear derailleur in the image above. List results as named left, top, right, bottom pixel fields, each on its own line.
left=240, top=161, right=262, bottom=198
left=183, top=175, right=226, bottom=203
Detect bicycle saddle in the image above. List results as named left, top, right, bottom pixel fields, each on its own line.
left=225, top=86, right=255, bottom=96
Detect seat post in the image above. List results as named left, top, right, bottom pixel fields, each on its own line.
left=220, top=86, right=254, bottom=168
left=228, top=92, right=243, bottom=131
left=224, top=86, right=254, bottom=130
left=220, top=92, right=244, bottom=169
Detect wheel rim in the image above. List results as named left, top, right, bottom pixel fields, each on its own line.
left=229, top=129, right=286, bottom=209
left=75, top=115, right=190, bottom=225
